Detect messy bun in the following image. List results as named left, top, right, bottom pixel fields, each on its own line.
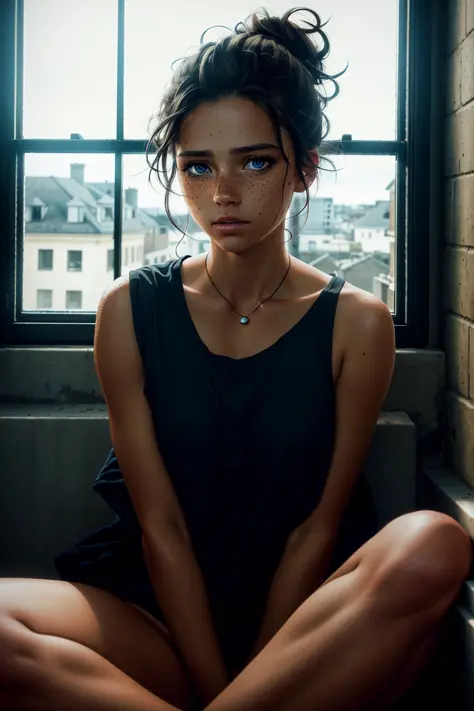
left=238, top=8, right=339, bottom=102
left=147, top=7, right=346, bottom=239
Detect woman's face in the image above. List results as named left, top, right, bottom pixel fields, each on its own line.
left=175, top=95, right=311, bottom=254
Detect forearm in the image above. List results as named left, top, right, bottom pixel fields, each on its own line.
left=142, top=535, right=228, bottom=706
left=248, top=527, right=335, bottom=662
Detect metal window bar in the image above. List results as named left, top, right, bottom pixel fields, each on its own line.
left=114, top=0, right=125, bottom=280
left=0, top=0, right=426, bottom=348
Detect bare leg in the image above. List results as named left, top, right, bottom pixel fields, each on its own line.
left=367, top=622, right=442, bottom=711
left=0, top=615, right=180, bottom=711
left=203, top=511, right=472, bottom=711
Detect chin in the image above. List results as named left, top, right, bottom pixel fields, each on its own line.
left=211, top=235, right=256, bottom=254
left=211, top=232, right=269, bottom=256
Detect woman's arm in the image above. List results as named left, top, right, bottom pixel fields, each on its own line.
left=141, top=534, right=229, bottom=705
left=94, top=278, right=229, bottom=706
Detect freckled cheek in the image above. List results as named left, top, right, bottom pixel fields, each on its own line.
left=246, top=178, right=290, bottom=219
left=181, top=180, right=213, bottom=214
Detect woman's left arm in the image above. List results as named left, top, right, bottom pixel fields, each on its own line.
left=247, top=293, right=396, bottom=664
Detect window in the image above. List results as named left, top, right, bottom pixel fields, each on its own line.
left=36, top=289, right=52, bottom=309
left=67, top=250, right=82, bottom=272
left=66, top=291, right=82, bottom=310
left=0, top=0, right=432, bottom=346
left=38, top=249, right=53, bottom=271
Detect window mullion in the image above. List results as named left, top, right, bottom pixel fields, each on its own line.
left=397, top=0, right=408, bottom=143
left=113, top=0, right=125, bottom=280
left=114, top=154, right=123, bottom=280
left=116, top=0, right=125, bottom=141
left=16, top=0, right=24, bottom=140
left=395, top=151, right=407, bottom=324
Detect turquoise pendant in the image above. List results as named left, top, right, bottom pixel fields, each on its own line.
left=240, top=316, right=249, bottom=325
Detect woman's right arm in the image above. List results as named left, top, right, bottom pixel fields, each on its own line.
left=93, top=276, right=229, bottom=706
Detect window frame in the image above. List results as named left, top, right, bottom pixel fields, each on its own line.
left=0, top=0, right=431, bottom=347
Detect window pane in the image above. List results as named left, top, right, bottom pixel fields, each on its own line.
left=67, top=250, right=83, bottom=272
left=296, top=154, right=396, bottom=311
left=66, top=291, right=83, bottom=310
left=125, top=0, right=398, bottom=140
left=36, top=289, right=53, bottom=309
left=23, top=154, right=115, bottom=312
left=122, top=155, right=181, bottom=269
left=23, top=0, right=117, bottom=138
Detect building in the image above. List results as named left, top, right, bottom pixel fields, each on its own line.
left=337, top=254, right=389, bottom=296
left=309, top=253, right=338, bottom=275
left=299, top=196, right=336, bottom=235
left=24, top=163, right=172, bottom=312
left=353, top=200, right=390, bottom=254
left=373, top=180, right=396, bottom=309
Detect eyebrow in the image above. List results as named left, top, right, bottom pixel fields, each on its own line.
left=177, top=143, right=280, bottom=158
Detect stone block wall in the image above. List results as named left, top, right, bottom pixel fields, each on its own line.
left=445, top=0, right=474, bottom=487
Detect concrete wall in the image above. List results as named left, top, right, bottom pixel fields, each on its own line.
left=445, top=0, right=474, bottom=487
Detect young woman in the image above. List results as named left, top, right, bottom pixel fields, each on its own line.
left=0, top=8, right=471, bottom=711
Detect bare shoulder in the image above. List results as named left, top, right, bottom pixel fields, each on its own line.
left=334, top=281, right=395, bottom=386
left=337, top=281, right=393, bottom=335
left=99, top=273, right=130, bottom=305
left=95, top=275, right=132, bottom=328
left=295, top=259, right=393, bottom=339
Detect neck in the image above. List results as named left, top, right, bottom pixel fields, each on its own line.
left=205, top=236, right=291, bottom=314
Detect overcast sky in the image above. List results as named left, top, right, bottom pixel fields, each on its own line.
left=23, top=0, right=398, bottom=207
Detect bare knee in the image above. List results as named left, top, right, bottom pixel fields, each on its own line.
left=366, top=511, right=472, bottom=616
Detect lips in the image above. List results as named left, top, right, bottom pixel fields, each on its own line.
left=213, top=217, right=249, bottom=224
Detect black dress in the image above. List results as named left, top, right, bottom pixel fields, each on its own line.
left=54, top=255, right=378, bottom=673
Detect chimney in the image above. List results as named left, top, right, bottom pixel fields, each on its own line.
left=125, top=187, right=138, bottom=209
left=70, top=163, right=85, bottom=185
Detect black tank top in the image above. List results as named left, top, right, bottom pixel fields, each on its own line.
left=60, top=254, right=378, bottom=672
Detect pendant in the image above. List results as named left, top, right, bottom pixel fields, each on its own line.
left=240, top=316, right=249, bottom=325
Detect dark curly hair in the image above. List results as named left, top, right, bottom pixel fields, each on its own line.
left=146, top=6, right=346, bottom=246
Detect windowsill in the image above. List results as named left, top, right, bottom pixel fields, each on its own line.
left=0, top=347, right=445, bottom=451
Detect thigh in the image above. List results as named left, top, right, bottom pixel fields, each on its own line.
left=0, top=577, right=196, bottom=711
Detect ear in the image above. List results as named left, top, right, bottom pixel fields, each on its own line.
left=294, top=162, right=318, bottom=193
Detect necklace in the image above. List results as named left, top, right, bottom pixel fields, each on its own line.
left=204, top=252, right=292, bottom=325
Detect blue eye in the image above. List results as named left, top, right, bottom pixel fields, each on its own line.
left=186, top=163, right=210, bottom=176
left=247, top=158, right=268, bottom=171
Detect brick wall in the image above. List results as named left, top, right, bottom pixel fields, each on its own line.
left=445, top=0, right=474, bottom=486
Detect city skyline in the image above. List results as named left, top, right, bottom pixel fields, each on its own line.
left=23, top=0, right=398, bottom=207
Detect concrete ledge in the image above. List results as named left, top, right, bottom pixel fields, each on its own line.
left=422, top=466, right=474, bottom=540
left=422, top=468, right=474, bottom=624
left=0, top=407, right=416, bottom=579
left=463, top=581, right=474, bottom=616
left=453, top=604, right=474, bottom=710
left=0, top=347, right=445, bottom=443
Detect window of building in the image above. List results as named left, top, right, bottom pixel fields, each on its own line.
left=107, top=249, right=114, bottom=271
left=65, top=291, right=82, bottom=310
left=36, top=289, right=52, bottom=309
left=67, top=250, right=82, bottom=272
left=38, top=249, right=53, bottom=271
left=0, top=0, right=432, bottom=347
left=67, top=205, right=85, bottom=223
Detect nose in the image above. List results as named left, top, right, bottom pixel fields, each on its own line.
left=213, top=171, right=241, bottom=207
